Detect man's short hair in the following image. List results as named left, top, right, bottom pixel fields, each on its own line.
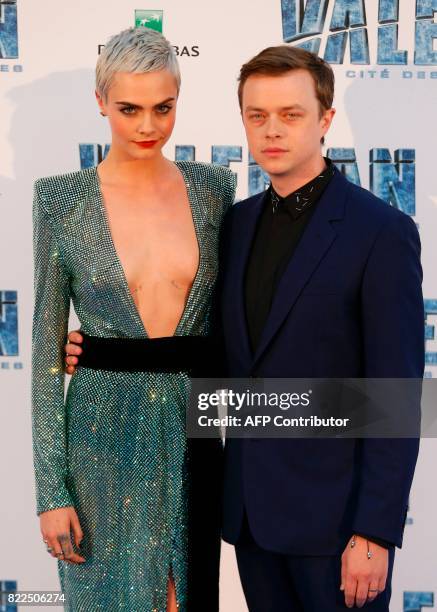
left=238, top=45, right=334, bottom=116
left=96, top=27, right=181, bottom=100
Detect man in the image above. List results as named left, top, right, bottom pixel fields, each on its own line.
left=217, top=46, right=423, bottom=611
left=65, top=46, right=424, bottom=611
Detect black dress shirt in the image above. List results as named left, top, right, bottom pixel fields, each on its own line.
left=245, top=158, right=335, bottom=353
left=244, top=158, right=393, bottom=551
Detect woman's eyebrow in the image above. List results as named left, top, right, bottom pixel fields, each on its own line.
left=115, top=97, right=176, bottom=108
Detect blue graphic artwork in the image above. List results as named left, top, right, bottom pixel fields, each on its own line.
left=248, top=152, right=270, bottom=197
left=0, top=291, right=18, bottom=356
left=281, top=0, right=437, bottom=65
left=79, top=144, right=110, bottom=169
left=0, top=0, right=18, bottom=59
left=370, top=149, right=415, bottom=215
left=424, top=299, right=437, bottom=375
left=404, top=592, right=434, bottom=611
left=78, top=144, right=416, bottom=220
left=175, top=145, right=195, bottom=161
left=326, top=148, right=416, bottom=216
left=0, top=580, right=17, bottom=612
left=212, top=146, right=242, bottom=168
left=326, top=148, right=361, bottom=186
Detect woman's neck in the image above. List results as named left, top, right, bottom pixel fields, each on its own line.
left=98, top=149, right=173, bottom=187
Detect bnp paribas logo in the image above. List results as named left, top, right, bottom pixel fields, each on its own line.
left=135, top=10, right=163, bottom=33
left=281, top=0, right=437, bottom=65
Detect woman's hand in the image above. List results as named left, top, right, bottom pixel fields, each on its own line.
left=40, top=506, right=86, bottom=564
left=65, top=330, right=83, bottom=375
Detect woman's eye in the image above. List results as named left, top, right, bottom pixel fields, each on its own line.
left=157, top=105, right=172, bottom=114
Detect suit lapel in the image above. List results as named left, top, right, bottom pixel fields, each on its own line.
left=224, top=191, right=266, bottom=363
left=252, top=169, right=349, bottom=368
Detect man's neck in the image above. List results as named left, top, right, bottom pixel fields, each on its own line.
left=270, top=155, right=327, bottom=198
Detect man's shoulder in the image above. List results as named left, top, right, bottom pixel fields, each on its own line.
left=344, top=177, right=412, bottom=230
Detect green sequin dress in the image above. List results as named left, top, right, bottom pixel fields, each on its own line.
left=31, top=161, right=236, bottom=612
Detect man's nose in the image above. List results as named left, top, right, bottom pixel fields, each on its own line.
left=264, top=115, right=283, bottom=139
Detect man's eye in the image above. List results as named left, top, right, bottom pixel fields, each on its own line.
left=121, top=106, right=136, bottom=115
left=250, top=114, right=263, bottom=121
left=157, top=105, right=172, bottom=114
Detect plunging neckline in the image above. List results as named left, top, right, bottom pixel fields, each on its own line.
left=93, top=162, right=202, bottom=339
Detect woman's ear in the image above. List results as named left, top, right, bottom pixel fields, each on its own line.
left=95, top=90, right=105, bottom=115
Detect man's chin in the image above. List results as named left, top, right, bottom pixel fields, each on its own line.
left=262, top=163, right=294, bottom=178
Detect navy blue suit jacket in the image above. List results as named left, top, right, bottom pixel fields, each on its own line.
left=220, top=168, right=424, bottom=555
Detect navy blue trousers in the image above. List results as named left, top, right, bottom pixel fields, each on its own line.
left=235, top=514, right=395, bottom=612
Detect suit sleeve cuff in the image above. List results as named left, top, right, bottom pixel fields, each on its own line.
left=355, top=533, right=394, bottom=550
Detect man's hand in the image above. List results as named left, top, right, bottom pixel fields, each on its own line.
left=340, top=535, right=388, bottom=608
left=65, top=330, right=83, bottom=375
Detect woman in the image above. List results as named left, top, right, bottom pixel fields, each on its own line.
left=32, top=27, right=235, bottom=612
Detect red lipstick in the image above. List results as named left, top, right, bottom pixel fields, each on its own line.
left=134, top=140, right=159, bottom=149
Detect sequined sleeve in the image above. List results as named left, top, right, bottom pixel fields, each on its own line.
left=32, top=180, right=73, bottom=515
left=217, top=165, right=237, bottom=215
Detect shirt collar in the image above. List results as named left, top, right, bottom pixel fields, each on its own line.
left=270, top=157, right=335, bottom=220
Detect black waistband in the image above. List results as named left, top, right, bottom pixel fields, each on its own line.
left=79, top=333, right=222, bottom=375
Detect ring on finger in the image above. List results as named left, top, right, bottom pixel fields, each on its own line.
left=47, top=547, right=53, bottom=553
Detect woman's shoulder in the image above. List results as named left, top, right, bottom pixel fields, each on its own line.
left=176, top=161, right=236, bottom=208
left=34, top=166, right=96, bottom=216
left=176, top=160, right=235, bottom=189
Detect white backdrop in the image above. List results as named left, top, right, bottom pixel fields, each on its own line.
left=0, top=1, right=436, bottom=610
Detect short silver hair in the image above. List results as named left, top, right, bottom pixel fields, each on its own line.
left=96, top=27, right=181, bottom=100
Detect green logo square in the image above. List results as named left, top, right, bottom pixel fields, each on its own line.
left=135, top=10, right=163, bottom=33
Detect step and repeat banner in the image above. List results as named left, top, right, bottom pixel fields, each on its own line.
left=0, top=1, right=436, bottom=610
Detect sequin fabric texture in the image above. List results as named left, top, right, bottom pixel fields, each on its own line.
left=31, top=161, right=236, bottom=612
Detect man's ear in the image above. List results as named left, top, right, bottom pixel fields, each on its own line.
left=321, top=107, right=336, bottom=137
